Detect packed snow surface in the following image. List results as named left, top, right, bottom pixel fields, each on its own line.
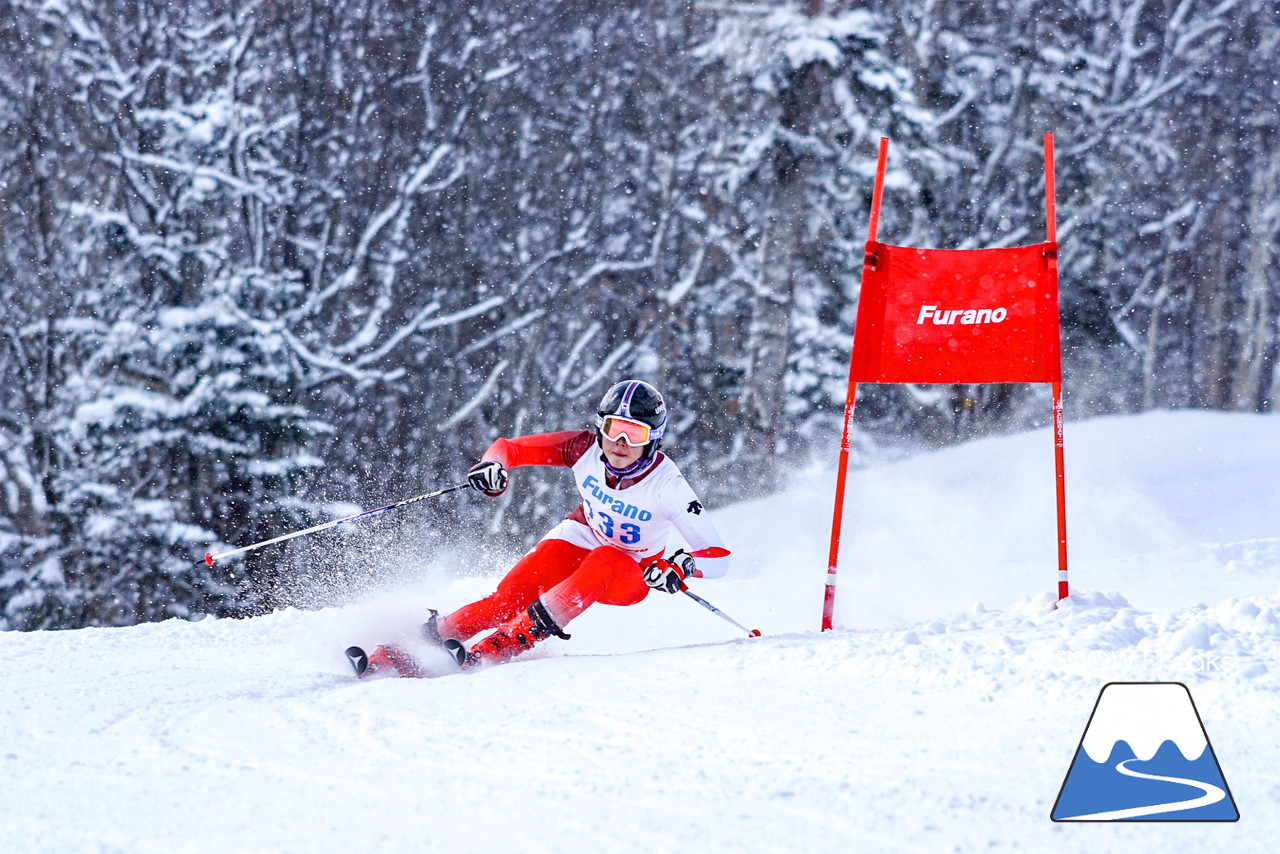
left=3, top=411, right=1278, bottom=852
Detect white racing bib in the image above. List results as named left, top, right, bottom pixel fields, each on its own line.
left=564, top=451, right=724, bottom=578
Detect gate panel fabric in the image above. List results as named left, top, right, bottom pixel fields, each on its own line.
left=851, top=242, right=1061, bottom=384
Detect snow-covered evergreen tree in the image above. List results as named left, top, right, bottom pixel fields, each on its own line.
left=0, top=1, right=332, bottom=626
left=686, top=3, right=950, bottom=470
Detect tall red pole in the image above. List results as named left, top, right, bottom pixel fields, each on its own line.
left=865, top=138, right=889, bottom=247
left=822, top=137, right=889, bottom=631
left=1045, top=132, right=1070, bottom=601
left=1044, top=134, right=1057, bottom=245
left=1052, top=382, right=1069, bottom=599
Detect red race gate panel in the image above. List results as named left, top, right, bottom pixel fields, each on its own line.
left=851, top=242, right=1061, bottom=385
left=823, top=133, right=1069, bottom=632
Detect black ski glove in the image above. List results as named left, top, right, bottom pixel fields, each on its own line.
left=467, top=460, right=509, bottom=497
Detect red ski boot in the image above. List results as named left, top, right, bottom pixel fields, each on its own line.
left=450, top=598, right=570, bottom=669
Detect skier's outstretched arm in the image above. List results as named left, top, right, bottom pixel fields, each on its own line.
left=468, top=431, right=595, bottom=497
left=481, top=431, right=594, bottom=469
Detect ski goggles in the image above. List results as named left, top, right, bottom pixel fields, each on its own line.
left=597, top=415, right=653, bottom=446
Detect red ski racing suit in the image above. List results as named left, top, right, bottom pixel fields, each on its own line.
left=441, top=430, right=729, bottom=665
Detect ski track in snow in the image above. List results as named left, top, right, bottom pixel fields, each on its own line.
left=2, top=411, right=1278, bottom=852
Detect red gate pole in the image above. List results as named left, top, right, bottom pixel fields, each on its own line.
left=822, top=137, right=889, bottom=631
left=1045, top=132, right=1070, bottom=600
left=823, top=382, right=859, bottom=631
left=1052, top=382, right=1069, bottom=599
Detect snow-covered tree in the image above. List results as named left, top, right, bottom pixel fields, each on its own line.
left=686, top=3, right=950, bottom=470
left=1, top=0, right=487, bottom=626
left=880, top=0, right=1275, bottom=419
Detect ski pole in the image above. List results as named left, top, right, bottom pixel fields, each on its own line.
left=203, top=482, right=473, bottom=566
left=668, top=546, right=761, bottom=637
left=680, top=586, right=762, bottom=638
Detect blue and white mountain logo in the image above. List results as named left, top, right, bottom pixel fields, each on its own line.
left=1052, top=682, right=1238, bottom=821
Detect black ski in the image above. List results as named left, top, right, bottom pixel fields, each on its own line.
left=345, top=646, right=369, bottom=677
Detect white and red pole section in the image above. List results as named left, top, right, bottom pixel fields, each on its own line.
left=822, top=137, right=890, bottom=632
left=1045, top=132, right=1070, bottom=601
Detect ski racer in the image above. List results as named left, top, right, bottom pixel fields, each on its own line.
left=363, top=379, right=730, bottom=676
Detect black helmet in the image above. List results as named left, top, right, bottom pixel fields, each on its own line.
left=595, top=380, right=667, bottom=449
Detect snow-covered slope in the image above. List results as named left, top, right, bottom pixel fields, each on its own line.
left=3, top=411, right=1277, bottom=852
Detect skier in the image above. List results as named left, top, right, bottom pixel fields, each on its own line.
left=359, top=379, right=729, bottom=677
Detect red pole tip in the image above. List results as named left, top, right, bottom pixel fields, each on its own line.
left=749, top=629, right=762, bottom=637
left=204, top=553, right=214, bottom=566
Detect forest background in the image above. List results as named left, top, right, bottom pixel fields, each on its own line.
left=1, top=0, right=1276, bottom=629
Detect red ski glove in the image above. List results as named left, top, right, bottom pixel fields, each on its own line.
left=642, top=549, right=696, bottom=594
